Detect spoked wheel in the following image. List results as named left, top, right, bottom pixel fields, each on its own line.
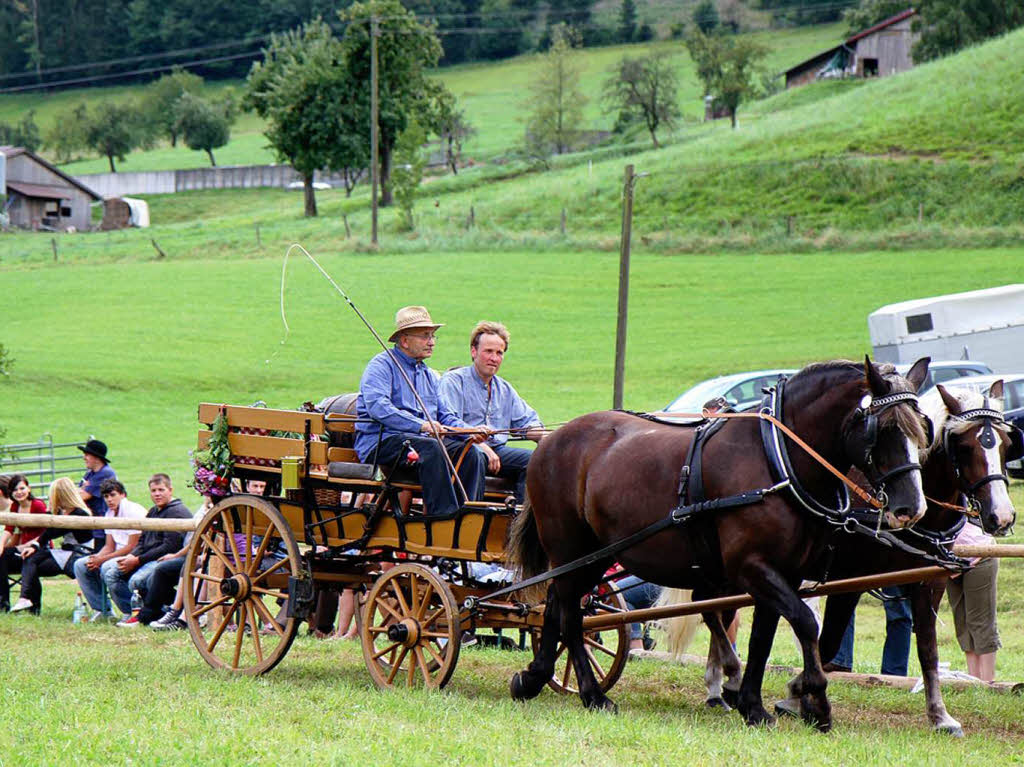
left=360, top=563, right=462, bottom=690
left=183, top=495, right=302, bottom=675
left=533, top=591, right=630, bottom=695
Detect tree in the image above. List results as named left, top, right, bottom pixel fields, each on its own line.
left=173, top=92, right=233, bottom=166
left=692, top=0, right=719, bottom=33
left=141, top=68, right=204, bottom=147
left=336, top=0, right=447, bottom=206
left=686, top=30, right=769, bottom=129
left=523, top=23, right=587, bottom=159
left=424, top=88, right=476, bottom=175
left=618, top=0, right=638, bottom=42
left=0, top=110, right=41, bottom=152
left=44, top=103, right=89, bottom=162
left=245, top=19, right=347, bottom=217
left=913, top=0, right=1024, bottom=62
left=843, top=0, right=909, bottom=37
left=603, top=54, right=681, bottom=148
left=390, top=118, right=427, bottom=231
left=84, top=102, right=147, bottom=172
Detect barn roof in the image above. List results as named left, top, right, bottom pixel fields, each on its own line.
left=783, top=8, right=916, bottom=77
left=1, top=145, right=101, bottom=201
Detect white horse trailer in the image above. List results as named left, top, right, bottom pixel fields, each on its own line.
left=869, top=284, right=1024, bottom=373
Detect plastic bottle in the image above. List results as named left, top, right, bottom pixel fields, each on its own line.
left=130, top=589, right=142, bottom=619
left=72, top=592, right=87, bottom=624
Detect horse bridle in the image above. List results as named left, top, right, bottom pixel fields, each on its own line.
left=943, top=402, right=1018, bottom=510
left=855, top=390, right=930, bottom=495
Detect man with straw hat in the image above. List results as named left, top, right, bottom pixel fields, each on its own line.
left=354, top=306, right=488, bottom=515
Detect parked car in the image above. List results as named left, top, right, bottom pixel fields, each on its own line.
left=895, top=359, right=992, bottom=393
left=939, top=373, right=1024, bottom=478
left=661, top=369, right=797, bottom=416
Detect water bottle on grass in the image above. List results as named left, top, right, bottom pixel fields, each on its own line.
left=72, top=592, right=87, bottom=624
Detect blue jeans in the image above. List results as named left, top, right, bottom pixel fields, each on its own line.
left=881, top=586, right=912, bottom=676
left=72, top=556, right=113, bottom=614
left=831, top=613, right=855, bottom=669
left=618, top=575, right=661, bottom=641
left=102, top=558, right=160, bottom=615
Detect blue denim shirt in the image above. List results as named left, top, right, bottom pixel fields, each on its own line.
left=439, top=366, right=541, bottom=447
left=354, top=347, right=467, bottom=460
left=80, top=463, right=117, bottom=542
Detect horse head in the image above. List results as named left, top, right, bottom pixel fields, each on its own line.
left=843, top=356, right=932, bottom=529
left=933, top=381, right=1019, bottom=536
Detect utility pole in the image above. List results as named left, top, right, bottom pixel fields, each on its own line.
left=370, top=14, right=380, bottom=246
left=613, top=164, right=637, bottom=410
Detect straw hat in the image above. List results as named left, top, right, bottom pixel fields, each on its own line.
left=388, top=306, right=444, bottom=343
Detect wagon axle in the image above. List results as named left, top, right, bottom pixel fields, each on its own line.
left=220, top=573, right=252, bottom=601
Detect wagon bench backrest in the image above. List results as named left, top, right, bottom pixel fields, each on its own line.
left=197, top=403, right=332, bottom=468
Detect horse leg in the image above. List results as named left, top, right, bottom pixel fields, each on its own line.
left=559, top=575, right=617, bottom=712
left=735, top=602, right=781, bottom=727
left=911, top=580, right=963, bottom=736
left=777, top=593, right=860, bottom=719
left=740, top=567, right=831, bottom=732
left=510, top=584, right=561, bottom=701
left=703, top=610, right=741, bottom=710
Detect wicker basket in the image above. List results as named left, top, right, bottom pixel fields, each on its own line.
left=313, top=487, right=342, bottom=507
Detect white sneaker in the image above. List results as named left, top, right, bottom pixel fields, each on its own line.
left=151, top=608, right=182, bottom=630
left=10, top=598, right=34, bottom=613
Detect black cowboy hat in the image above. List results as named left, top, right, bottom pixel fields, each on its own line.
left=77, top=439, right=110, bottom=463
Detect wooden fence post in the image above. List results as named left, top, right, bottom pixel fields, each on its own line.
left=51, top=237, right=57, bottom=262
left=560, top=207, right=567, bottom=235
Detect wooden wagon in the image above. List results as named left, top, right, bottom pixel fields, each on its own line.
left=187, top=403, right=631, bottom=691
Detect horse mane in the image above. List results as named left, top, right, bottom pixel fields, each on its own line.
left=789, top=359, right=930, bottom=447
left=918, top=386, right=1008, bottom=460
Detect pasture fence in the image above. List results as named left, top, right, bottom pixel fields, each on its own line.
left=0, top=434, right=87, bottom=495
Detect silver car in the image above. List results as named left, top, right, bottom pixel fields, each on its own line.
left=662, top=369, right=797, bottom=416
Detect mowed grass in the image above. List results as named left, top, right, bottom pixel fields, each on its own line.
left=3, top=247, right=1024, bottom=761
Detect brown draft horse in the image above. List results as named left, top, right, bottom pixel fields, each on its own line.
left=507, top=358, right=932, bottom=731
left=678, top=380, right=1020, bottom=735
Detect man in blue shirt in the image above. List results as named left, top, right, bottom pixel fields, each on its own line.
left=78, top=439, right=117, bottom=550
left=355, top=306, right=488, bottom=516
left=439, top=321, right=544, bottom=503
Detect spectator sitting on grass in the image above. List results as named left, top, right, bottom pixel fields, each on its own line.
left=103, top=473, right=191, bottom=627
left=10, top=478, right=94, bottom=614
left=73, top=479, right=146, bottom=622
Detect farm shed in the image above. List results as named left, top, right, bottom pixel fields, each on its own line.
left=784, top=9, right=918, bottom=89
left=1, top=145, right=100, bottom=231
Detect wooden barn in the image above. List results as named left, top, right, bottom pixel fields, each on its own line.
left=1, top=146, right=100, bottom=231
left=784, top=9, right=918, bottom=89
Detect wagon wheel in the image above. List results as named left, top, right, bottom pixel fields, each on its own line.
left=183, top=495, right=302, bottom=675
left=532, top=591, right=630, bottom=695
left=360, top=563, right=462, bottom=690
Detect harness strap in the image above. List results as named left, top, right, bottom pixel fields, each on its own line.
left=472, top=487, right=779, bottom=608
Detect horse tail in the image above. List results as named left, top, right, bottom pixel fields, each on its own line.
left=506, top=493, right=550, bottom=603
left=656, top=587, right=702, bottom=659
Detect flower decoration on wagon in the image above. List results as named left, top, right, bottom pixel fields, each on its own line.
left=189, top=406, right=233, bottom=497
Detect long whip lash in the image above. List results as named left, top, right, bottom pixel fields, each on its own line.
left=279, top=243, right=471, bottom=503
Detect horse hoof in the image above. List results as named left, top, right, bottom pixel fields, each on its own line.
left=706, top=697, right=732, bottom=711
left=722, top=688, right=741, bottom=709
left=510, top=671, right=540, bottom=701
left=936, top=724, right=964, bottom=738
left=585, top=695, right=618, bottom=713
left=773, top=699, right=800, bottom=719
left=744, top=708, right=776, bottom=728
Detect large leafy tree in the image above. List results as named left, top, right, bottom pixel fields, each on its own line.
left=913, top=0, right=1024, bottom=62
left=523, top=23, right=587, bottom=159
left=603, top=53, right=680, bottom=148
left=245, top=19, right=350, bottom=217
left=843, top=0, right=910, bottom=37
left=140, top=68, right=204, bottom=147
left=84, top=101, right=149, bottom=172
left=686, top=30, right=769, bottom=129
left=336, top=0, right=447, bottom=206
left=174, top=92, right=234, bottom=166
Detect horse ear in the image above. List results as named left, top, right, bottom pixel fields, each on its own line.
left=864, top=355, right=887, bottom=395
left=988, top=379, right=1004, bottom=400
left=936, top=384, right=962, bottom=416
left=904, top=357, right=931, bottom=393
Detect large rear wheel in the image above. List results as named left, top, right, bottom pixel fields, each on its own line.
left=183, top=495, right=302, bottom=675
